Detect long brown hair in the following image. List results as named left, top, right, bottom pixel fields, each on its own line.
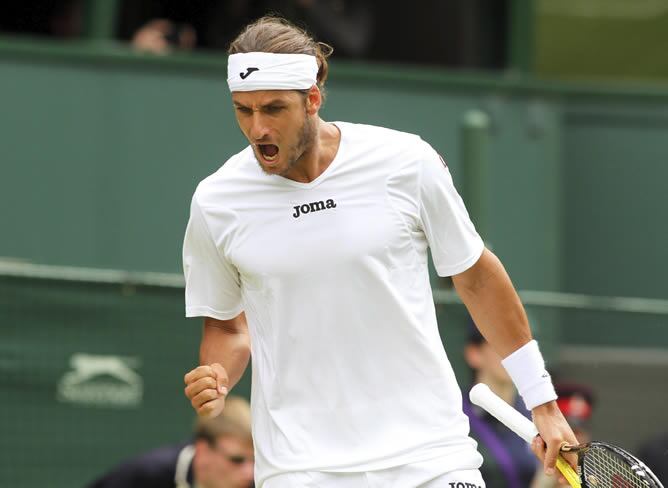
left=228, top=16, right=333, bottom=94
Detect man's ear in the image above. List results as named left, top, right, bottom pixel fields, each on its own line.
left=305, top=85, right=322, bottom=115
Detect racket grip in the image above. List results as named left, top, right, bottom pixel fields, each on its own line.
left=556, top=457, right=581, bottom=487
left=469, top=383, right=538, bottom=443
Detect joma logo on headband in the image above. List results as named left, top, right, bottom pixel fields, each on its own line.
left=240, top=67, right=259, bottom=79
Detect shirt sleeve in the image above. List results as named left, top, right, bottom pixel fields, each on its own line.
left=182, top=195, right=244, bottom=320
left=418, top=143, right=485, bottom=277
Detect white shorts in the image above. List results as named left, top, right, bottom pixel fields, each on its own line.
left=263, top=466, right=485, bottom=488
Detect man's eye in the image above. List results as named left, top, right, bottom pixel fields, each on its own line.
left=266, top=106, right=284, bottom=114
left=235, top=107, right=252, bottom=114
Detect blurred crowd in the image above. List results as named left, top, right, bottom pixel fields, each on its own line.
left=87, top=396, right=255, bottom=488
left=0, top=0, right=508, bottom=68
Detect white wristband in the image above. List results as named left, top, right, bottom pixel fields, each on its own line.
left=501, top=339, right=557, bottom=410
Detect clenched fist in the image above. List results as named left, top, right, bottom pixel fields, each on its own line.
left=184, top=363, right=229, bottom=418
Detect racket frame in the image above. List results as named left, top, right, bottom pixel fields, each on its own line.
left=562, top=442, right=664, bottom=488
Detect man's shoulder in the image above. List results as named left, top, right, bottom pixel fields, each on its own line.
left=204, top=146, right=256, bottom=184
left=193, top=146, right=256, bottom=202
left=337, top=122, right=434, bottom=178
left=338, top=121, right=427, bottom=150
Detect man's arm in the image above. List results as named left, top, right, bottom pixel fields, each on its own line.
left=200, top=313, right=251, bottom=387
left=184, top=313, right=251, bottom=418
left=452, top=248, right=578, bottom=480
left=452, top=248, right=531, bottom=357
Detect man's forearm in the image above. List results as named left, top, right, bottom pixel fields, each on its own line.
left=454, top=252, right=577, bottom=476
left=452, top=248, right=532, bottom=357
left=200, top=315, right=251, bottom=390
left=454, top=248, right=559, bottom=411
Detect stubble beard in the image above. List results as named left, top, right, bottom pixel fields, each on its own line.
left=257, top=113, right=317, bottom=177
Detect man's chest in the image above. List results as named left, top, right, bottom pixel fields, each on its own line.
left=222, top=184, right=418, bottom=281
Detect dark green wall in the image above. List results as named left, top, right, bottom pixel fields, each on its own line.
left=0, top=274, right=248, bottom=487
left=1, top=56, right=239, bottom=273
left=562, top=99, right=668, bottom=299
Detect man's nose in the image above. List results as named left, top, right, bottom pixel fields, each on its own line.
left=249, top=114, right=269, bottom=142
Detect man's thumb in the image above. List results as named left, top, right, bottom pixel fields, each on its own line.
left=211, top=363, right=229, bottom=396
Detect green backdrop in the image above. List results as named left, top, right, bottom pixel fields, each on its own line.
left=0, top=273, right=251, bottom=486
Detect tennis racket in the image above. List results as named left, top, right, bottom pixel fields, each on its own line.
left=469, top=383, right=664, bottom=488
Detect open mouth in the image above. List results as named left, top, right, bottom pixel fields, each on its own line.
left=257, top=144, right=279, bottom=163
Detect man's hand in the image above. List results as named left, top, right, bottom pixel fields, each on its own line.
left=184, top=363, right=229, bottom=418
left=530, top=401, right=579, bottom=485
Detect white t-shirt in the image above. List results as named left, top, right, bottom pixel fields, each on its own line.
left=183, top=122, right=485, bottom=486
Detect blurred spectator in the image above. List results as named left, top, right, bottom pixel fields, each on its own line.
left=118, top=1, right=212, bottom=49
left=119, top=1, right=372, bottom=58
left=462, top=323, right=540, bottom=488
left=86, top=396, right=254, bottom=488
left=531, top=383, right=595, bottom=488
left=118, top=0, right=258, bottom=51
left=636, top=432, right=668, bottom=482
left=132, top=18, right=196, bottom=54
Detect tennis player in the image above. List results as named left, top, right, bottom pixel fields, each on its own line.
left=182, top=16, right=577, bottom=488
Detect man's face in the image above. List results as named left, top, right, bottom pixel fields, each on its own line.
left=232, top=89, right=318, bottom=177
left=194, top=435, right=255, bottom=488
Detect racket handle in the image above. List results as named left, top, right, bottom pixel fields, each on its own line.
left=556, top=457, right=582, bottom=488
left=469, top=384, right=582, bottom=488
left=469, top=383, right=538, bottom=442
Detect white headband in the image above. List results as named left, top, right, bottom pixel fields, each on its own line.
left=227, top=52, right=318, bottom=92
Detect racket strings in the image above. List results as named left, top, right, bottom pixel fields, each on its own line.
left=582, top=447, right=649, bottom=488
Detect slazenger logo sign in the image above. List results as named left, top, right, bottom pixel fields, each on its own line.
left=57, top=353, right=143, bottom=408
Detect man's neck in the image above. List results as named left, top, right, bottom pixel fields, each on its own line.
left=283, top=119, right=340, bottom=183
